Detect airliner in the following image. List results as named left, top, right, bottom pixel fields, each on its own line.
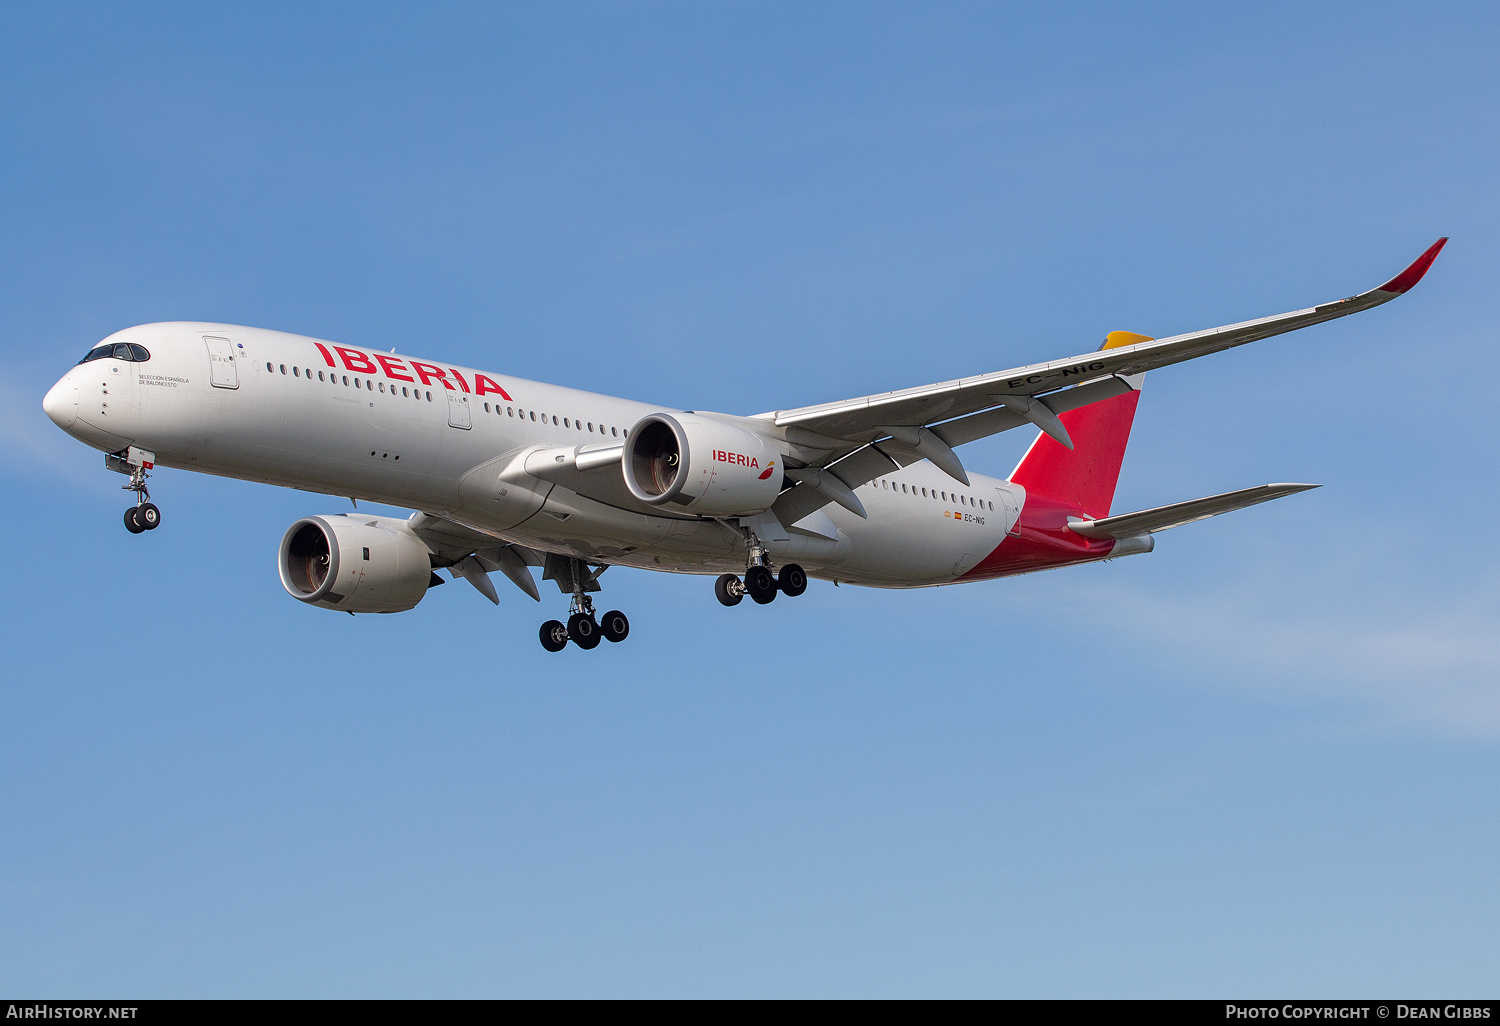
left=42, top=240, right=1447, bottom=650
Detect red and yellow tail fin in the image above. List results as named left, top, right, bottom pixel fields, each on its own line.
left=1007, top=331, right=1151, bottom=519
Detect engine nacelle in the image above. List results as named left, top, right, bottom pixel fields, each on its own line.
left=278, top=514, right=435, bottom=613
left=622, top=412, right=783, bottom=516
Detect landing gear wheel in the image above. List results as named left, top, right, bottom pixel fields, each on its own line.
left=778, top=563, right=807, bottom=597
left=137, top=502, right=161, bottom=530
left=568, top=612, right=601, bottom=650
left=124, top=506, right=145, bottom=534
left=600, top=609, right=630, bottom=643
left=539, top=619, right=569, bottom=652
left=715, top=574, right=744, bottom=607
left=745, top=565, right=777, bottom=604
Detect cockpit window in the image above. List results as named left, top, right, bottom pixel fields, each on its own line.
left=79, top=343, right=151, bottom=364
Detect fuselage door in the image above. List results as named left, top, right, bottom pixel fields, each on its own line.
left=998, top=486, right=1022, bottom=536
left=204, top=336, right=238, bottom=389
left=446, top=390, right=471, bottom=429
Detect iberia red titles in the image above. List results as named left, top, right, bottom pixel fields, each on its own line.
left=713, top=449, right=759, bottom=468
left=311, top=343, right=513, bottom=400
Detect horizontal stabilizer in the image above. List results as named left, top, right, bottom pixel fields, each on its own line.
left=1066, top=483, right=1319, bottom=539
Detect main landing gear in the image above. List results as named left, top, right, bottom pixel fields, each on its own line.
left=538, top=556, right=630, bottom=652
left=715, top=525, right=808, bottom=607
left=715, top=563, right=807, bottom=607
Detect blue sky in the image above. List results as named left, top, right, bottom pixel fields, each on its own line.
left=3, top=2, right=1498, bottom=997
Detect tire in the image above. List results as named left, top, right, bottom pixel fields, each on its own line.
left=745, top=565, right=777, bottom=604
left=600, top=609, right=630, bottom=643
left=568, top=612, right=601, bottom=650
left=539, top=619, right=569, bottom=652
left=714, top=574, right=743, bottom=607
left=124, top=506, right=145, bottom=534
left=778, top=563, right=807, bottom=597
left=137, top=502, right=161, bottom=530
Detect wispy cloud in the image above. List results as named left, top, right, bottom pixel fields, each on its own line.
left=1014, top=565, right=1500, bottom=738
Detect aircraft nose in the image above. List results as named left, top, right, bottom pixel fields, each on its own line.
left=43, top=374, right=79, bottom=430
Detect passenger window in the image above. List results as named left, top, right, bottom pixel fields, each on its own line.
left=266, top=362, right=274, bottom=372
left=342, top=375, right=349, bottom=385
left=128, top=344, right=150, bottom=362
left=611, top=426, right=617, bottom=436
left=354, top=378, right=361, bottom=389
left=426, top=391, right=432, bottom=401
left=401, top=387, right=408, bottom=396
left=280, top=364, right=287, bottom=374
left=318, top=371, right=325, bottom=381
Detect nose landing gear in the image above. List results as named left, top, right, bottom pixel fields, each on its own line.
left=110, top=449, right=161, bottom=534
left=537, top=556, right=631, bottom=652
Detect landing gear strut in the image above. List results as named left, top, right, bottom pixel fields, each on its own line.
left=537, top=556, right=630, bottom=652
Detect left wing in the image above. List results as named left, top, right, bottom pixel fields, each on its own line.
left=408, top=513, right=544, bottom=602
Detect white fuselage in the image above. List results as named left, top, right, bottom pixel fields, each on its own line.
left=45, top=322, right=1024, bottom=586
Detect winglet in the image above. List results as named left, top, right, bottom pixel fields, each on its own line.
left=1377, top=237, right=1448, bottom=295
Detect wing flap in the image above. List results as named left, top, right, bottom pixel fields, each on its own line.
left=1066, top=483, right=1320, bottom=539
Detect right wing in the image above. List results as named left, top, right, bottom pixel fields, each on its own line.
left=762, top=238, right=1448, bottom=444
left=765, top=239, right=1446, bottom=526
left=1065, top=483, right=1320, bottom=539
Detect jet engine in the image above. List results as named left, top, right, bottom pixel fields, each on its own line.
left=278, top=514, right=436, bottom=613
left=622, top=412, right=783, bottom=516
